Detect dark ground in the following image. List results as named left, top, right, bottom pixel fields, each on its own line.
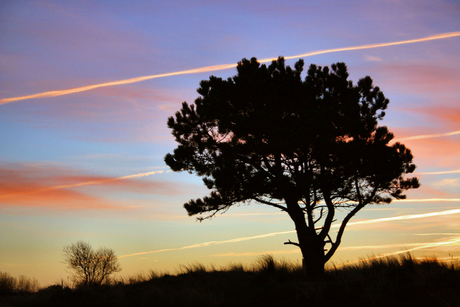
left=2, top=255, right=459, bottom=307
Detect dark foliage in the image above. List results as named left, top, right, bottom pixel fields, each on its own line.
left=165, top=57, right=420, bottom=277
left=2, top=255, right=459, bottom=307
left=0, top=272, right=39, bottom=296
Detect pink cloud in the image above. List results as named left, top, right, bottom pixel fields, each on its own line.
left=0, top=163, right=184, bottom=210
left=388, top=127, right=460, bottom=170
left=406, top=183, right=457, bottom=200
left=0, top=166, right=112, bottom=210
left=412, top=106, right=460, bottom=129
left=377, top=63, right=460, bottom=94
left=405, top=138, right=460, bottom=167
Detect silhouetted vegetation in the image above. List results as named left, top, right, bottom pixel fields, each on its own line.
left=165, top=57, right=419, bottom=278
left=63, top=241, right=121, bottom=287
left=0, top=272, right=39, bottom=296
left=2, top=254, right=459, bottom=306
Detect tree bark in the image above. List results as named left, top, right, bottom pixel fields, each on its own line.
left=298, top=230, right=325, bottom=280
left=286, top=199, right=326, bottom=280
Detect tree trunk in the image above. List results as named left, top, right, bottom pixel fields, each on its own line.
left=302, top=249, right=325, bottom=280
left=286, top=199, right=326, bottom=280
left=297, top=229, right=326, bottom=280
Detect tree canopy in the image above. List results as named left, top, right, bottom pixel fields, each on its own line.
left=165, top=57, right=419, bottom=278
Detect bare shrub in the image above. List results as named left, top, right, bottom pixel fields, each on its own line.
left=63, top=241, right=121, bottom=287
left=0, top=272, right=40, bottom=295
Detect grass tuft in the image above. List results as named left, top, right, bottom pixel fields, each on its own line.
left=1, top=253, right=459, bottom=307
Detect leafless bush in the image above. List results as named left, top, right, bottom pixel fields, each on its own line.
left=0, top=272, right=40, bottom=295
left=63, top=241, right=121, bottom=287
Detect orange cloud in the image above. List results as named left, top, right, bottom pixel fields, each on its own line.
left=416, top=169, right=460, bottom=175
left=0, top=167, right=111, bottom=210
left=389, top=130, right=460, bottom=169
left=413, top=106, right=460, bottom=129
left=377, top=62, right=460, bottom=94
left=393, top=130, right=460, bottom=142
left=0, top=164, right=177, bottom=210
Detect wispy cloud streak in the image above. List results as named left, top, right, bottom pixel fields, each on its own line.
left=329, top=236, right=460, bottom=269
left=1, top=32, right=459, bottom=105
left=394, top=130, right=460, bottom=142
left=345, top=209, right=460, bottom=227
left=118, top=231, right=295, bottom=258
left=386, top=236, right=460, bottom=255
left=0, top=170, right=163, bottom=199
left=49, top=170, right=164, bottom=190
left=354, top=236, right=460, bottom=262
left=393, top=198, right=460, bottom=203
left=119, top=209, right=460, bottom=258
left=415, top=169, right=460, bottom=175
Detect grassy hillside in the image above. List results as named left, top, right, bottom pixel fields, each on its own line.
left=1, top=254, right=459, bottom=307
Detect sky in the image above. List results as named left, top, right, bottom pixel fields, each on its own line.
left=1, top=0, right=460, bottom=287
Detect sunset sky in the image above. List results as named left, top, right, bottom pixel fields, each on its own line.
left=1, top=0, right=460, bottom=287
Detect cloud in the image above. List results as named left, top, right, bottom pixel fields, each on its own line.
left=0, top=164, right=178, bottom=210
left=373, top=236, right=460, bottom=256
left=365, top=55, right=382, bottom=62
left=330, top=236, right=460, bottom=269
left=118, top=230, right=295, bottom=258
left=0, top=167, right=112, bottom=210
left=409, top=106, right=460, bottom=129
left=214, top=237, right=460, bottom=257
left=390, top=129, right=460, bottom=168
left=433, top=178, right=460, bottom=188
left=392, top=198, right=460, bottom=203
left=393, top=130, right=460, bottom=142
left=211, top=249, right=299, bottom=257
left=339, top=242, right=423, bottom=250
left=345, top=209, right=460, bottom=226
left=118, top=208, right=460, bottom=258
left=45, top=170, right=164, bottom=190
left=1, top=31, right=459, bottom=105
left=415, top=169, right=460, bottom=175
left=376, top=62, right=460, bottom=94
left=412, top=233, right=460, bottom=236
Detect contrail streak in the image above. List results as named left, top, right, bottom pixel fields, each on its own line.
left=48, top=170, right=164, bottom=190
left=277, top=32, right=460, bottom=61
left=1, top=31, right=459, bottom=105
left=329, top=236, right=460, bottom=269
left=394, top=130, right=460, bottom=142
left=415, top=169, right=460, bottom=175
left=363, top=236, right=460, bottom=259
left=118, top=230, right=295, bottom=258
left=344, top=209, right=460, bottom=227
left=394, top=198, right=460, bottom=203
left=118, top=208, right=460, bottom=258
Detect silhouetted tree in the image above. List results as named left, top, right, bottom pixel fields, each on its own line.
left=63, top=241, right=121, bottom=287
left=165, top=57, right=419, bottom=279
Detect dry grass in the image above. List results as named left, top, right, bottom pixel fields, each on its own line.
left=1, top=254, right=459, bottom=307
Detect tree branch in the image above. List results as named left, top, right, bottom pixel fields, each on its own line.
left=313, top=208, right=324, bottom=224
left=318, top=188, right=335, bottom=241
left=325, top=179, right=376, bottom=262
left=253, top=197, right=287, bottom=211
left=284, top=239, right=300, bottom=247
